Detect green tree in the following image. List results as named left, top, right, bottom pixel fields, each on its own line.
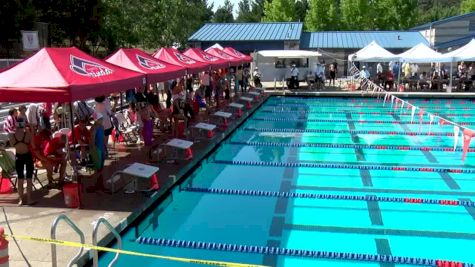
left=262, top=0, right=296, bottom=22
left=460, top=0, right=475, bottom=13
left=373, top=0, right=417, bottom=30
left=214, top=0, right=234, bottom=22
left=295, top=0, right=308, bottom=22
left=304, top=0, right=339, bottom=31
left=237, top=0, right=265, bottom=22
left=340, top=0, right=372, bottom=30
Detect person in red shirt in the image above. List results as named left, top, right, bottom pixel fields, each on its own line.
left=69, top=120, right=90, bottom=164
left=43, top=134, right=67, bottom=183
left=32, top=129, right=55, bottom=187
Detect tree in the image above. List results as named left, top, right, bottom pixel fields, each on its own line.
left=237, top=0, right=266, bottom=22
left=295, top=0, right=308, bottom=22
left=460, top=0, right=475, bottom=13
left=340, top=0, right=372, bottom=30
left=214, top=0, right=234, bottom=23
left=262, top=0, right=296, bottom=22
left=304, top=0, right=339, bottom=31
left=373, top=0, right=418, bottom=30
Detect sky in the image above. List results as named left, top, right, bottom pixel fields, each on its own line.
left=210, top=0, right=240, bottom=16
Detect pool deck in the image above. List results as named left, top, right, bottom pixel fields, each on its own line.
left=0, top=96, right=267, bottom=267
left=2, top=85, right=475, bottom=267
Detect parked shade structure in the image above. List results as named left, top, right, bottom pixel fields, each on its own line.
left=153, top=48, right=209, bottom=74
left=106, top=48, right=186, bottom=84
left=222, top=47, right=253, bottom=63
left=205, top=48, right=242, bottom=66
left=0, top=47, right=145, bottom=102
left=183, top=48, right=230, bottom=69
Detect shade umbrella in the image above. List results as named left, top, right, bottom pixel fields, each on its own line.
left=183, top=48, right=229, bottom=69
left=223, top=47, right=253, bottom=63
left=0, top=47, right=145, bottom=102
left=152, top=48, right=209, bottom=74
left=205, top=48, right=242, bottom=66
left=105, top=48, right=186, bottom=83
left=443, top=39, right=475, bottom=62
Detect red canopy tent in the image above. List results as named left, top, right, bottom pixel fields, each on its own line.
left=0, top=47, right=145, bottom=102
left=205, top=48, right=242, bottom=66
left=223, top=47, right=253, bottom=63
left=106, top=48, right=186, bottom=83
left=183, top=48, right=229, bottom=69
left=152, top=48, right=209, bottom=74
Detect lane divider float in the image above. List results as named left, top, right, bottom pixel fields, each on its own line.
left=214, top=160, right=475, bottom=174
left=137, top=237, right=471, bottom=267
left=181, top=187, right=475, bottom=207
left=258, top=110, right=472, bottom=117
left=229, top=141, right=474, bottom=152
left=244, top=127, right=455, bottom=137
left=251, top=117, right=474, bottom=125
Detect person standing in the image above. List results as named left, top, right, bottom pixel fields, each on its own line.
left=253, top=67, right=262, bottom=88
left=94, top=96, right=113, bottom=158
left=236, top=66, right=243, bottom=95
left=26, top=104, right=40, bottom=132
left=329, top=62, right=337, bottom=86
left=88, top=113, right=106, bottom=193
left=3, top=108, right=17, bottom=134
left=290, top=64, right=299, bottom=89
left=9, top=118, right=35, bottom=205
left=242, top=67, right=250, bottom=93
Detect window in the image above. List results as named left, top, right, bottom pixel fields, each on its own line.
left=274, top=58, right=309, bottom=68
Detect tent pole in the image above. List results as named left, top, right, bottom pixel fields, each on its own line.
left=68, top=102, right=81, bottom=208
left=397, top=62, right=401, bottom=89
left=448, top=61, right=453, bottom=93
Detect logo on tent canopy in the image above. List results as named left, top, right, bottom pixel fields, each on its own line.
left=232, top=50, right=244, bottom=57
left=136, top=55, right=166, bottom=70
left=200, top=52, right=218, bottom=62
left=174, top=52, right=196, bottom=64
left=217, top=50, right=231, bottom=59
left=70, top=55, right=113, bottom=77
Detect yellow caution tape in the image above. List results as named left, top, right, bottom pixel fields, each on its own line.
left=4, top=234, right=268, bottom=267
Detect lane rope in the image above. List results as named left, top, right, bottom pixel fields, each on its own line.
left=181, top=187, right=475, bottom=207
left=213, top=160, right=475, bottom=174
left=3, top=234, right=266, bottom=267
left=244, top=127, right=455, bottom=136
left=137, top=236, right=471, bottom=267
left=258, top=110, right=472, bottom=117
left=229, top=141, right=473, bottom=152
left=250, top=117, right=474, bottom=125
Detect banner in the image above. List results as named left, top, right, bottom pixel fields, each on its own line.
left=428, top=114, right=434, bottom=133
left=411, top=106, right=416, bottom=123
left=21, top=30, right=40, bottom=51
left=462, top=129, right=475, bottom=161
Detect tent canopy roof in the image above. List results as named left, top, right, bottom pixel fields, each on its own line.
left=183, top=48, right=229, bottom=69
left=205, top=48, right=242, bottom=66
left=0, top=47, right=144, bottom=102
left=348, top=41, right=397, bottom=62
left=153, top=48, right=209, bottom=74
left=223, top=47, right=252, bottom=63
left=257, top=50, right=321, bottom=58
left=443, top=39, right=475, bottom=62
left=398, top=43, right=447, bottom=63
left=106, top=48, right=186, bottom=83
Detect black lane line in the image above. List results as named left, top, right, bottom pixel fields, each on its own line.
left=375, top=239, right=395, bottom=267
left=292, top=185, right=475, bottom=196
left=422, top=150, right=438, bottom=163
left=391, top=114, right=412, bottom=132
left=275, top=181, right=292, bottom=214
left=360, top=169, right=373, bottom=187
left=270, top=216, right=285, bottom=237
left=460, top=198, right=475, bottom=221
left=284, top=223, right=475, bottom=240
left=367, top=196, right=384, bottom=226
left=440, top=172, right=461, bottom=190
left=263, top=240, right=280, bottom=266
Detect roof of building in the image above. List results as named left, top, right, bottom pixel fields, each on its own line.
left=300, top=31, right=429, bottom=49
left=411, top=11, right=475, bottom=30
left=435, top=34, right=475, bottom=49
left=188, top=22, right=303, bottom=42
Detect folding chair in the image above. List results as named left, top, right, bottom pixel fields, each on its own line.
left=0, top=149, right=44, bottom=191
left=115, top=113, right=139, bottom=145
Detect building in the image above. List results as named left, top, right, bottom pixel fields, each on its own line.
left=411, top=11, right=475, bottom=51
left=189, top=23, right=428, bottom=77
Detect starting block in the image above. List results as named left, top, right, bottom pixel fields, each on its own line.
left=248, top=91, right=261, bottom=101
left=210, top=111, right=233, bottom=130
left=254, top=87, right=265, bottom=94
left=239, top=96, right=253, bottom=109
left=162, top=138, right=193, bottom=162
left=191, top=122, right=216, bottom=140
left=227, top=102, right=244, bottom=118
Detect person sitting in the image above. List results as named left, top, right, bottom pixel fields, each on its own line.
left=69, top=119, right=90, bottom=165
left=43, top=133, right=67, bottom=184
left=385, top=70, right=394, bottom=91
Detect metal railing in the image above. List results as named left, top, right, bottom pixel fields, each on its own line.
left=92, top=217, right=122, bottom=267
left=51, top=214, right=85, bottom=267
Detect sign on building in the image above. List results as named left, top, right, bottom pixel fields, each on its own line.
left=21, top=31, right=40, bottom=51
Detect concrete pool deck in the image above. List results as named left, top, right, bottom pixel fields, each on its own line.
left=2, top=86, right=475, bottom=267
left=0, top=96, right=267, bottom=267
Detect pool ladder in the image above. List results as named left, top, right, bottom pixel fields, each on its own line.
left=50, top=214, right=122, bottom=267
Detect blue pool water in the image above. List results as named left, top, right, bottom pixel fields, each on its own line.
left=99, top=96, right=475, bottom=266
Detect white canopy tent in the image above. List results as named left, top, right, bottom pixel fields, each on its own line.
left=348, top=41, right=398, bottom=62
left=443, top=39, right=475, bottom=62
left=205, top=43, right=224, bottom=51
left=257, top=50, right=322, bottom=58
left=397, top=43, right=448, bottom=63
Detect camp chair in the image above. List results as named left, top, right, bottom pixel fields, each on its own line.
left=115, top=113, right=139, bottom=145
left=0, top=149, right=44, bottom=191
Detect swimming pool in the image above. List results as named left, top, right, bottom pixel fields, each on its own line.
left=99, top=96, right=475, bottom=267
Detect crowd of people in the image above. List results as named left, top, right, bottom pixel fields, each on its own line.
left=1, top=65, right=253, bottom=205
